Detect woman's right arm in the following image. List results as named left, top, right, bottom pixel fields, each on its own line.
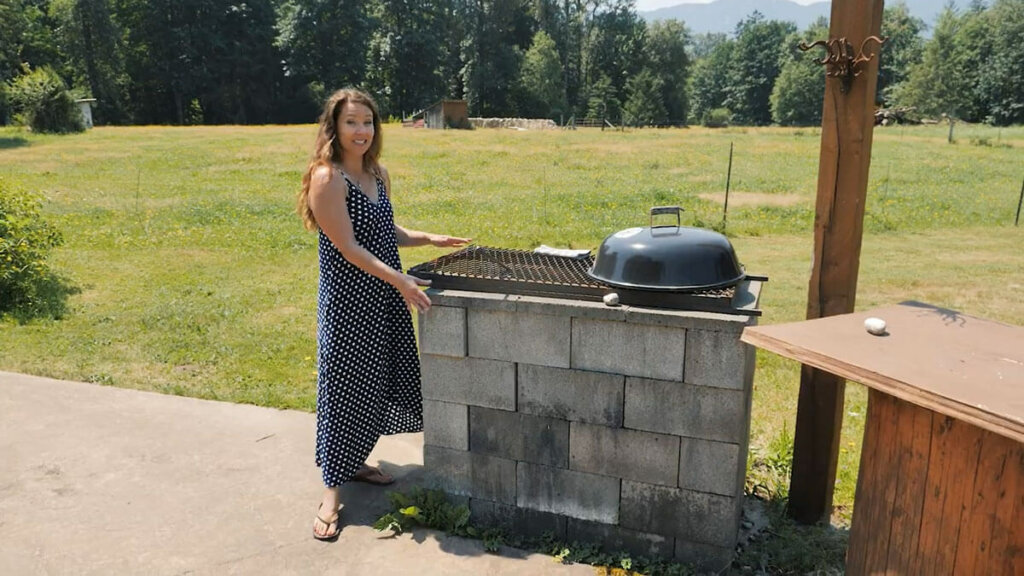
left=308, top=166, right=431, bottom=312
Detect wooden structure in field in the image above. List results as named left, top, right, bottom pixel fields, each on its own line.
left=408, top=100, right=469, bottom=129
left=743, top=302, right=1023, bottom=575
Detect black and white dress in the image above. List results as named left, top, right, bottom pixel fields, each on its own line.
left=315, top=170, right=423, bottom=487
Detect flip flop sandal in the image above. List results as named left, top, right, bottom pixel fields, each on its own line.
left=313, top=503, right=340, bottom=541
left=353, top=464, right=395, bottom=486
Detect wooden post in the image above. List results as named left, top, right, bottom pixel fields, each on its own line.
left=788, top=0, right=885, bottom=524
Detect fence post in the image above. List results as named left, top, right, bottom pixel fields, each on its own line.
left=1016, top=177, right=1023, bottom=226
left=723, top=142, right=734, bottom=226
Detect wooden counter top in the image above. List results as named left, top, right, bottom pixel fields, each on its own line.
left=741, top=301, right=1024, bottom=443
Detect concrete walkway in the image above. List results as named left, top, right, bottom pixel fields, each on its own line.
left=0, top=372, right=591, bottom=575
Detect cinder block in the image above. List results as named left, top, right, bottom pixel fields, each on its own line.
left=566, top=518, right=673, bottom=559
left=674, top=539, right=735, bottom=572
left=619, top=480, right=741, bottom=548
left=420, top=354, right=515, bottom=411
left=623, top=305, right=753, bottom=333
left=624, top=377, right=746, bottom=444
left=423, top=444, right=471, bottom=496
left=470, top=406, right=569, bottom=467
left=514, top=294, right=627, bottom=322
left=571, top=318, right=686, bottom=381
left=423, top=399, right=468, bottom=450
left=468, top=309, right=571, bottom=368
left=427, top=289, right=517, bottom=312
left=418, top=306, right=466, bottom=357
left=678, top=438, right=740, bottom=497
left=684, top=329, right=752, bottom=390
left=518, top=364, right=624, bottom=426
left=569, top=422, right=679, bottom=487
left=516, top=461, right=620, bottom=524
left=470, top=498, right=567, bottom=540
left=423, top=445, right=517, bottom=505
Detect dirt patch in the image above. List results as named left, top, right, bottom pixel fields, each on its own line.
left=698, top=191, right=804, bottom=207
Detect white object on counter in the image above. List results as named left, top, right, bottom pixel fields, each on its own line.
left=864, top=317, right=887, bottom=335
left=603, top=293, right=620, bottom=306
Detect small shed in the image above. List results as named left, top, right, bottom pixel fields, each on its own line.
left=75, top=98, right=96, bottom=129
left=410, top=100, right=469, bottom=129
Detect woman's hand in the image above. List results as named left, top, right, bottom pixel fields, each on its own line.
left=396, top=273, right=432, bottom=313
left=429, top=234, right=472, bottom=248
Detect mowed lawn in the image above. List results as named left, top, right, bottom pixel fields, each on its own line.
left=1, top=123, right=1022, bottom=518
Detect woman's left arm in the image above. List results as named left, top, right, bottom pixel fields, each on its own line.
left=382, top=167, right=472, bottom=248
left=395, top=224, right=471, bottom=248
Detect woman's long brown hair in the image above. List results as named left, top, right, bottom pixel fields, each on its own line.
left=297, top=88, right=383, bottom=231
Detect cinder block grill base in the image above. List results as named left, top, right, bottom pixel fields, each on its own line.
left=419, top=286, right=761, bottom=570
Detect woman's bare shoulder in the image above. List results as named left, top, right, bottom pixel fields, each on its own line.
left=310, top=164, right=345, bottom=196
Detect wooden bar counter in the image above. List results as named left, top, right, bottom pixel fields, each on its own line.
left=741, top=301, right=1023, bottom=575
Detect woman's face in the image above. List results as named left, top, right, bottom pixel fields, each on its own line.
left=335, top=101, right=375, bottom=159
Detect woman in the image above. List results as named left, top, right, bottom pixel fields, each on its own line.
left=297, top=88, right=469, bottom=541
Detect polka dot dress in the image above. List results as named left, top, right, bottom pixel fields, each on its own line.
left=315, top=170, right=423, bottom=487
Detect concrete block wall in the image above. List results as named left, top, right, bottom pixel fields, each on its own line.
left=419, top=287, right=760, bottom=570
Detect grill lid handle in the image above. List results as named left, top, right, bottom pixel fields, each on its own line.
left=650, top=206, right=683, bottom=228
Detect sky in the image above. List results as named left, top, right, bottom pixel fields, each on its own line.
left=636, top=0, right=827, bottom=11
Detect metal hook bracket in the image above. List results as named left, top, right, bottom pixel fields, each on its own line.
left=798, top=36, right=887, bottom=93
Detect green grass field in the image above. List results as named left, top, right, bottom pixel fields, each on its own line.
left=2, top=122, right=1022, bottom=561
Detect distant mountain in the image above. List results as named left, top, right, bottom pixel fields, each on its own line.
left=641, top=0, right=945, bottom=36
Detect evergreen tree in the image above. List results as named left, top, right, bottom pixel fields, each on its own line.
left=365, top=0, right=451, bottom=119
left=204, top=0, right=282, bottom=124
left=644, top=19, right=690, bottom=124
left=49, top=0, right=129, bottom=124
left=770, top=19, right=829, bottom=126
left=878, top=1, right=925, bottom=106
left=275, top=0, right=373, bottom=93
left=975, top=0, right=1023, bottom=125
left=584, top=72, right=619, bottom=121
left=461, top=0, right=533, bottom=116
left=580, top=0, right=645, bottom=121
left=622, top=68, right=665, bottom=126
left=518, top=30, right=566, bottom=119
left=688, top=37, right=734, bottom=124
left=893, top=4, right=969, bottom=119
left=725, top=12, right=795, bottom=125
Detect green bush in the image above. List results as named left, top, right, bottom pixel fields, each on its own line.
left=702, top=107, right=731, bottom=128
left=0, top=180, right=74, bottom=320
left=7, top=66, right=85, bottom=134
left=0, top=83, right=10, bottom=125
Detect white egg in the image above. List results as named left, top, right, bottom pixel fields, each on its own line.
left=864, top=317, right=887, bottom=335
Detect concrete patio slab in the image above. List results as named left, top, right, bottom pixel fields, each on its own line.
left=0, top=372, right=591, bottom=575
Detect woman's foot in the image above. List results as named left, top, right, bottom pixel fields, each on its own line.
left=312, top=487, right=341, bottom=541
left=352, top=463, right=395, bottom=485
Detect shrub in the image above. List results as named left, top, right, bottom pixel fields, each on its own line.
left=702, top=107, right=731, bottom=128
left=0, top=180, right=74, bottom=320
left=0, top=83, right=9, bottom=125
left=7, top=66, right=85, bottom=134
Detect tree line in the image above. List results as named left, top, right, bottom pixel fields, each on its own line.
left=1, top=0, right=1021, bottom=129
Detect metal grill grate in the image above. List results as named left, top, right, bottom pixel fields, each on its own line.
left=407, top=246, right=761, bottom=315
left=411, top=246, right=602, bottom=287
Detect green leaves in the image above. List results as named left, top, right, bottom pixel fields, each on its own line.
left=6, top=66, right=85, bottom=134
left=374, top=488, right=472, bottom=537
left=0, top=181, right=74, bottom=321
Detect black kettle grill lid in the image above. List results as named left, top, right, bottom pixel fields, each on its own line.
left=587, top=206, right=745, bottom=291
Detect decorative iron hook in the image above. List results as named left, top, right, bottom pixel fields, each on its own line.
left=798, top=36, right=887, bottom=93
